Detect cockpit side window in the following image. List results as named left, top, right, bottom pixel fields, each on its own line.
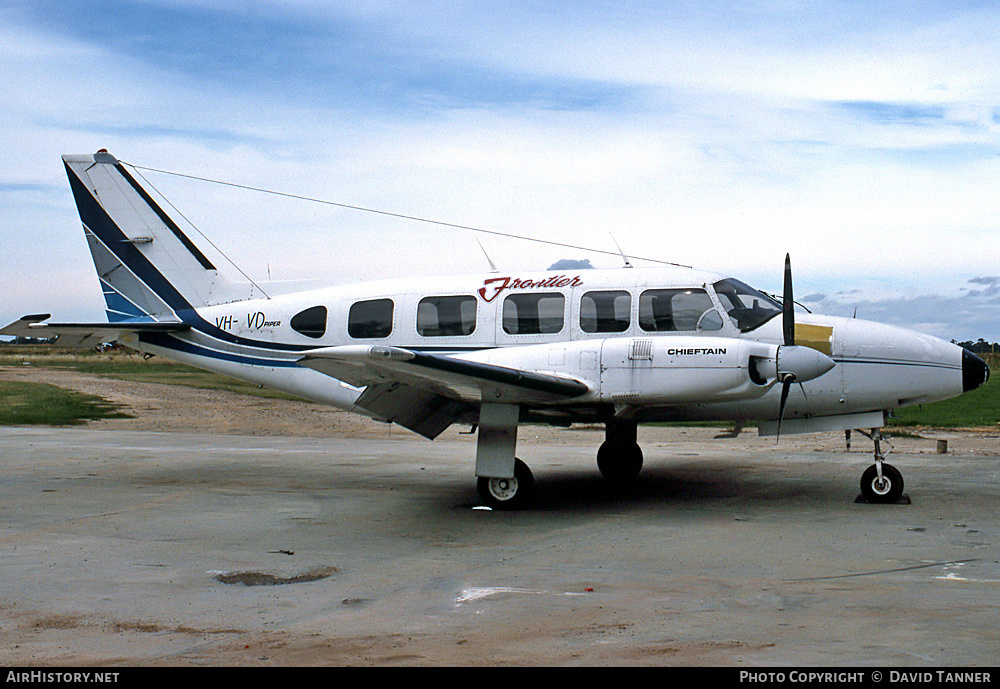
left=638, top=289, right=721, bottom=332
left=713, top=278, right=781, bottom=332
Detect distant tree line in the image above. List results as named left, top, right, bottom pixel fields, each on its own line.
left=3, top=336, right=57, bottom=345
left=954, top=339, right=999, bottom=354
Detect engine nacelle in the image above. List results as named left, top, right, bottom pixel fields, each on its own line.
left=596, top=337, right=782, bottom=405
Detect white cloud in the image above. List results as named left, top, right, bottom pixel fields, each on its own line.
left=0, top=1, right=998, bottom=342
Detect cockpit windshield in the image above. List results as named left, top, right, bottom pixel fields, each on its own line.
left=713, top=278, right=782, bottom=333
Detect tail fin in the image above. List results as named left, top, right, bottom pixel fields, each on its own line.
left=63, top=151, right=243, bottom=322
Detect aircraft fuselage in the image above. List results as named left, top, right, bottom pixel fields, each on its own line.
left=129, top=265, right=982, bottom=436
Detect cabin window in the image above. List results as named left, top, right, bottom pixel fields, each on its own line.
left=503, top=293, right=565, bottom=335
left=639, top=289, right=722, bottom=332
left=290, top=305, right=328, bottom=339
left=348, top=298, right=394, bottom=338
left=580, top=290, right=631, bottom=333
left=417, top=295, right=477, bottom=336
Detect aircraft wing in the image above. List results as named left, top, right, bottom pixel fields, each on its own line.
left=298, top=345, right=592, bottom=439
left=0, top=314, right=189, bottom=349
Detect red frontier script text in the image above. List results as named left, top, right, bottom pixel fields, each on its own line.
left=478, top=275, right=584, bottom=302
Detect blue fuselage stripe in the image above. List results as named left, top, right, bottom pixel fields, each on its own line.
left=140, top=332, right=300, bottom=367
left=142, top=327, right=497, bottom=368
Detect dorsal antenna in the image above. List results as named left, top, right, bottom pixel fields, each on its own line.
left=477, top=239, right=499, bottom=273
left=610, top=233, right=633, bottom=268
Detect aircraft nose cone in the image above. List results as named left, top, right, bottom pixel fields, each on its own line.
left=963, top=349, right=990, bottom=392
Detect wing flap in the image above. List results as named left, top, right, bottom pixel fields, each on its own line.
left=354, top=382, right=469, bottom=439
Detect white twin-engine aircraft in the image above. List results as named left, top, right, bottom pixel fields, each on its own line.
left=3, top=151, right=990, bottom=509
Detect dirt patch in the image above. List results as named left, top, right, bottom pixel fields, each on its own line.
left=213, top=566, right=338, bottom=586
left=0, top=365, right=388, bottom=438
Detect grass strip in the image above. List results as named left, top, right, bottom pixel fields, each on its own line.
left=888, top=370, right=1000, bottom=429
left=0, top=380, right=130, bottom=426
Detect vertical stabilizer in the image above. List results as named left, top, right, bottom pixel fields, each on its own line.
left=63, top=151, right=240, bottom=321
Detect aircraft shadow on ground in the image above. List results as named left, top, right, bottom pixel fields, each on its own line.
left=453, top=459, right=851, bottom=513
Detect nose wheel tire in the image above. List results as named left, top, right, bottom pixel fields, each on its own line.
left=860, top=463, right=904, bottom=504
left=477, top=458, right=535, bottom=510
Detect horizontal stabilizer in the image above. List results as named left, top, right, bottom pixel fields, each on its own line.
left=1, top=314, right=188, bottom=349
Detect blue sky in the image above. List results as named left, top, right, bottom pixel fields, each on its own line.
left=2, top=0, right=998, bottom=342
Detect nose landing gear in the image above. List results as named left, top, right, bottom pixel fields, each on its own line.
left=857, top=430, right=906, bottom=504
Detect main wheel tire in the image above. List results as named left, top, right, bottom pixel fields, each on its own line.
left=477, top=458, right=535, bottom=510
left=597, top=441, right=644, bottom=483
left=860, top=463, right=904, bottom=504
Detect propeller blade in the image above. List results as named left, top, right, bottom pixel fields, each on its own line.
left=782, top=253, right=794, bottom=347
left=777, top=373, right=794, bottom=441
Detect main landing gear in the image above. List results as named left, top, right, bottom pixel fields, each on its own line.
left=597, top=419, right=643, bottom=484
left=857, top=430, right=905, bottom=504
left=474, top=409, right=646, bottom=510
left=474, top=403, right=535, bottom=510
left=477, top=458, right=535, bottom=511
